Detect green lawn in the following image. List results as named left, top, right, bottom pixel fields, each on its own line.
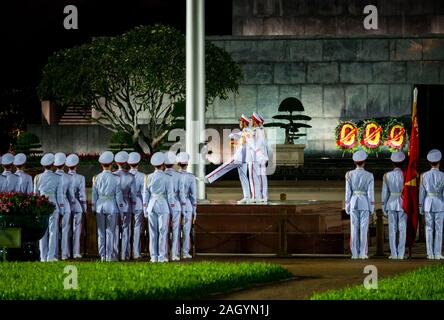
left=312, top=263, right=444, bottom=300
left=0, top=261, right=291, bottom=300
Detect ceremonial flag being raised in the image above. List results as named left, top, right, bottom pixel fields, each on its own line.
left=402, top=87, right=419, bottom=250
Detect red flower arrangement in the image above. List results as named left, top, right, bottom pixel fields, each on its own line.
left=0, top=192, right=55, bottom=216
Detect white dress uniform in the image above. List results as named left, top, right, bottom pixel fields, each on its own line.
left=92, top=151, right=125, bottom=262
left=419, top=149, right=444, bottom=260
left=0, top=173, right=6, bottom=192
left=143, top=152, right=175, bottom=263
left=205, top=115, right=252, bottom=203
left=128, top=152, right=146, bottom=259
left=249, top=113, right=269, bottom=203
left=381, top=152, right=407, bottom=259
left=113, top=151, right=137, bottom=261
left=177, top=152, right=197, bottom=258
left=345, top=150, right=375, bottom=259
left=34, top=153, right=65, bottom=262
left=2, top=153, right=19, bottom=192
left=54, top=153, right=75, bottom=260
left=164, top=151, right=183, bottom=260
left=13, top=153, right=33, bottom=193
left=66, top=154, right=87, bottom=259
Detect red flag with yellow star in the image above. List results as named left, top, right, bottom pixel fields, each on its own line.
left=402, top=88, right=419, bottom=249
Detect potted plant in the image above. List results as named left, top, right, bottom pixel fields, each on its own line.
left=265, top=97, right=312, bottom=167
left=0, top=192, right=55, bottom=261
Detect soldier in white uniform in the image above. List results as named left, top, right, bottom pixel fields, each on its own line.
left=419, top=149, right=444, bottom=260
left=34, top=153, right=64, bottom=262
left=250, top=112, right=269, bottom=203
left=113, top=151, right=137, bottom=261
left=143, top=152, right=175, bottom=263
left=164, top=151, right=182, bottom=261
left=13, top=153, right=33, bottom=194
left=177, top=152, right=197, bottom=259
left=128, top=152, right=146, bottom=260
left=66, top=154, right=87, bottom=259
left=2, top=153, right=19, bottom=192
left=92, top=151, right=125, bottom=262
left=381, top=151, right=406, bottom=259
left=205, top=114, right=252, bottom=204
left=345, top=150, right=375, bottom=259
left=54, top=153, right=75, bottom=260
left=0, top=156, right=6, bottom=192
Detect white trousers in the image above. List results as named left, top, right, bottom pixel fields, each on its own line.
left=96, top=212, right=116, bottom=261
left=114, top=212, right=132, bottom=260
left=132, top=210, right=144, bottom=258
left=61, top=212, right=72, bottom=258
left=148, top=210, right=169, bottom=261
left=39, top=212, right=59, bottom=261
left=425, top=211, right=444, bottom=257
left=206, top=159, right=250, bottom=199
left=182, top=211, right=194, bottom=256
left=248, top=161, right=268, bottom=201
left=72, top=212, right=83, bottom=256
left=349, top=210, right=370, bottom=258
left=387, top=210, right=407, bottom=258
left=170, top=210, right=182, bottom=258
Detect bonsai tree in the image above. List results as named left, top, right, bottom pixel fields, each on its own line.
left=108, top=131, right=136, bottom=153
left=265, top=97, right=312, bottom=144
left=13, top=132, right=42, bottom=156
left=37, top=24, right=242, bottom=153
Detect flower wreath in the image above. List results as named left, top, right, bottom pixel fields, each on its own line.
left=384, top=118, right=408, bottom=152
left=335, top=121, right=359, bottom=153
left=359, top=119, right=384, bottom=153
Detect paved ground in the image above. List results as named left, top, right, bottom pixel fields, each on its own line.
left=197, top=255, right=441, bottom=300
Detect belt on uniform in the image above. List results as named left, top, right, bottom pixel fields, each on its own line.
left=390, top=192, right=402, bottom=196
left=151, top=192, right=166, bottom=199
left=353, top=191, right=366, bottom=195
left=99, top=195, right=114, bottom=200
left=427, top=192, right=440, bottom=197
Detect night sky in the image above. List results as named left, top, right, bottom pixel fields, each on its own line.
left=0, top=0, right=232, bottom=90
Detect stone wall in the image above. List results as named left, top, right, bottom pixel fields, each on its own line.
left=233, top=0, right=444, bottom=36
left=207, top=35, right=444, bottom=156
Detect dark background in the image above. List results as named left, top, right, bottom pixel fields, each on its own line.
left=0, top=0, right=232, bottom=122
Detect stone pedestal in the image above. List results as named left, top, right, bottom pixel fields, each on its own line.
left=275, top=143, right=305, bottom=167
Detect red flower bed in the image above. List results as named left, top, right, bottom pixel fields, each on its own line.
left=0, top=192, right=55, bottom=216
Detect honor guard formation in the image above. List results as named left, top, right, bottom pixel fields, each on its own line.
left=205, top=112, right=269, bottom=204
left=0, top=150, right=196, bottom=262
left=0, top=139, right=443, bottom=261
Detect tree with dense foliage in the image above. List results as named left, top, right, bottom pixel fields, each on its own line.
left=38, top=24, right=242, bottom=153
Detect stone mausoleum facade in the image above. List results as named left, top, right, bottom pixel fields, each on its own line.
left=30, top=0, right=444, bottom=157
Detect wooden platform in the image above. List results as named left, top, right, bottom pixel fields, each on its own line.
left=195, top=200, right=345, bottom=254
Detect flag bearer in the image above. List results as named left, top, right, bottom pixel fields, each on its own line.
left=143, top=152, right=175, bottom=263
left=113, top=151, right=137, bottom=261
left=419, top=149, right=444, bottom=260
left=250, top=112, right=269, bottom=203
left=34, top=153, right=64, bottom=262
left=164, top=151, right=182, bottom=261
left=92, top=151, right=125, bottom=262
left=54, top=152, right=75, bottom=260
left=177, top=152, right=197, bottom=259
left=205, top=114, right=252, bottom=204
left=382, top=151, right=407, bottom=259
left=66, top=154, right=87, bottom=259
left=345, top=150, right=375, bottom=259
left=128, top=152, right=146, bottom=260
left=13, top=153, right=33, bottom=193
left=2, top=153, right=19, bottom=192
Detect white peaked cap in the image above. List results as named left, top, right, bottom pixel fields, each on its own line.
left=99, top=151, right=114, bottom=164
left=66, top=154, right=79, bottom=167
left=54, top=153, right=67, bottom=167
left=390, top=151, right=405, bottom=163
left=114, top=151, right=129, bottom=163
left=251, top=112, right=263, bottom=123
left=41, top=153, right=55, bottom=166
left=240, top=114, right=250, bottom=124
left=1, top=153, right=14, bottom=165
left=13, top=153, right=27, bottom=166
left=164, top=151, right=177, bottom=165
left=151, top=152, right=165, bottom=166
left=257, top=112, right=265, bottom=123
left=427, top=149, right=442, bottom=162
left=128, top=152, right=141, bottom=165
left=176, top=152, right=190, bottom=164
left=352, top=150, right=368, bottom=162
